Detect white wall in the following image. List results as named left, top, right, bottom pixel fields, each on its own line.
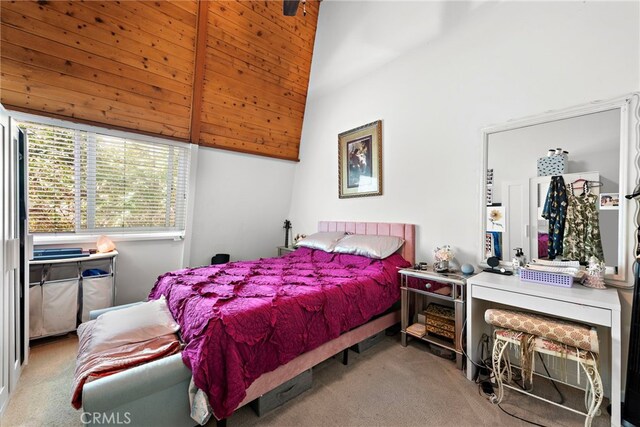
left=113, top=240, right=185, bottom=304
left=289, top=0, right=639, bottom=392
left=290, top=1, right=639, bottom=260
left=188, top=146, right=296, bottom=267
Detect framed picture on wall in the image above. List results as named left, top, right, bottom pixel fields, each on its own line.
left=338, top=120, right=382, bottom=198
left=599, top=193, right=620, bottom=210
left=486, top=206, right=506, bottom=232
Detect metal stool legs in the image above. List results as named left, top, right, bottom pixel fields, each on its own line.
left=490, top=332, right=603, bottom=427
left=580, top=360, right=604, bottom=427
left=490, top=337, right=510, bottom=404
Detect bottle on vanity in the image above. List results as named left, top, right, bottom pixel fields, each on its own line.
left=512, top=248, right=526, bottom=275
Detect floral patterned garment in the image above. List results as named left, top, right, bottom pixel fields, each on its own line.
left=562, top=192, right=604, bottom=263
left=541, top=176, right=568, bottom=259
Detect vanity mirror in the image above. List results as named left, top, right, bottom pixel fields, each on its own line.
left=479, top=94, right=640, bottom=285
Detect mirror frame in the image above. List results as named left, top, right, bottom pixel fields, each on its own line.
left=479, top=93, right=640, bottom=287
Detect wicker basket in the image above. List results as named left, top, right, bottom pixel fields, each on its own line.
left=425, top=303, right=455, bottom=340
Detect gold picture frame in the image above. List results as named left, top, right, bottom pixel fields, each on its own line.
left=338, top=120, right=382, bottom=198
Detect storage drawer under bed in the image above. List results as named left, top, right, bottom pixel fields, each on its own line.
left=249, top=369, right=312, bottom=416
left=351, top=331, right=386, bottom=353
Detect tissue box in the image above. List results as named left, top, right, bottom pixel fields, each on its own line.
left=537, top=154, right=568, bottom=176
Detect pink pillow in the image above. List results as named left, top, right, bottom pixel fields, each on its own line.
left=88, top=296, right=179, bottom=353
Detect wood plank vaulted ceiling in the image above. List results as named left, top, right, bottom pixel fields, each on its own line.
left=0, top=0, right=320, bottom=161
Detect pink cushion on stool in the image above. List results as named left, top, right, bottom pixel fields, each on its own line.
left=485, top=308, right=599, bottom=353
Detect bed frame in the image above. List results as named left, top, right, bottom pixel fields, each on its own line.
left=81, top=221, right=415, bottom=426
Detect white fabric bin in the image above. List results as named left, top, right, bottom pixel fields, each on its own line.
left=29, top=285, right=44, bottom=338
left=42, top=278, right=79, bottom=336
left=48, top=263, right=80, bottom=281
left=81, top=275, right=113, bottom=322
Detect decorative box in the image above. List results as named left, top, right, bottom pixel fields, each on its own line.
left=425, top=303, right=455, bottom=340
left=537, top=154, right=568, bottom=177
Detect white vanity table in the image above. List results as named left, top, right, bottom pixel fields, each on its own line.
left=471, top=93, right=640, bottom=426
left=466, top=272, right=622, bottom=425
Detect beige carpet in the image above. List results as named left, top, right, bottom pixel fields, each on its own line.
left=1, top=333, right=610, bottom=427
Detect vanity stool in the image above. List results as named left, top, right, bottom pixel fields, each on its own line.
left=484, top=309, right=603, bottom=427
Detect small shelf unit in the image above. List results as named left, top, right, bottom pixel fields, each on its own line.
left=399, top=268, right=468, bottom=370
left=277, top=246, right=296, bottom=256
left=29, top=250, right=118, bottom=339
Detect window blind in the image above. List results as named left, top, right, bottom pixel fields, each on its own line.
left=21, top=121, right=190, bottom=234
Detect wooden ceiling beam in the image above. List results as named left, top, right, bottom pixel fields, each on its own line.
left=189, top=0, right=210, bottom=144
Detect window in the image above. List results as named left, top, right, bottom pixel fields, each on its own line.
left=21, top=121, right=190, bottom=235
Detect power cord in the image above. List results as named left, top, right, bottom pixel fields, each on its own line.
left=462, top=319, right=558, bottom=427
left=460, top=318, right=493, bottom=373
left=477, top=380, right=548, bottom=426
left=497, top=403, right=548, bottom=427
left=537, top=352, right=565, bottom=405
left=476, top=374, right=549, bottom=427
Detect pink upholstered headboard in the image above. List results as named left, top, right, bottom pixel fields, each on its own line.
left=318, top=221, right=415, bottom=265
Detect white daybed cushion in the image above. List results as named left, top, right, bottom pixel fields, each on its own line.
left=333, top=234, right=404, bottom=259
left=88, top=295, right=179, bottom=353
left=295, top=231, right=346, bottom=252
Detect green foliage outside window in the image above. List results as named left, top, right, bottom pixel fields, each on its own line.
left=21, top=122, right=187, bottom=234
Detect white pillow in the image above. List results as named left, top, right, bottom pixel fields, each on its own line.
left=333, top=234, right=404, bottom=259
left=88, top=296, right=179, bottom=353
left=295, top=231, right=346, bottom=252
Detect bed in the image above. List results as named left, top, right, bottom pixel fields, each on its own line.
left=537, top=232, right=549, bottom=258
left=80, top=221, right=415, bottom=426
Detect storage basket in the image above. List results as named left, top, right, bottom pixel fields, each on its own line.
left=42, top=278, right=79, bottom=336
left=520, top=268, right=573, bottom=288
left=537, top=154, right=568, bottom=177
left=250, top=369, right=312, bottom=416
left=425, top=303, right=455, bottom=340
left=80, top=275, right=113, bottom=322
left=29, top=284, right=44, bottom=338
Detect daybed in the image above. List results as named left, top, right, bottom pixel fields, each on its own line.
left=79, top=221, right=415, bottom=426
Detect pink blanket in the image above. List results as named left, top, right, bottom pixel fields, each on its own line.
left=72, top=321, right=181, bottom=410
left=148, top=247, right=409, bottom=419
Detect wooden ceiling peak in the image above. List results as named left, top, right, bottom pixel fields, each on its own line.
left=0, top=0, right=320, bottom=161
left=189, top=0, right=210, bottom=145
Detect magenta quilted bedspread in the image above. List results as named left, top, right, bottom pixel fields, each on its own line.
left=148, top=247, right=410, bottom=419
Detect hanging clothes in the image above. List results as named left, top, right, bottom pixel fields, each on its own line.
left=562, top=189, right=604, bottom=264
left=541, top=176, right=568, bottom=259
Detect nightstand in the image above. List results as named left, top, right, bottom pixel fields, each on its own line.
left=399, top=268, right=468, bottom=370
left=277, top=246, right=296, bottom=256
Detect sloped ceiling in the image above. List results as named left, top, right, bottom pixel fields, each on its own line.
left=0, top=0, right=320, bottom=161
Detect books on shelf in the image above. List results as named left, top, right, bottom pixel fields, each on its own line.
left=406, top=323, right=426, bottom=338
left=32, top=248, right=89, bottom=261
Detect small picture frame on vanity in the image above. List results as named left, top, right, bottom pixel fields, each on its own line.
left=599, top=193, right=619, bottom=210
